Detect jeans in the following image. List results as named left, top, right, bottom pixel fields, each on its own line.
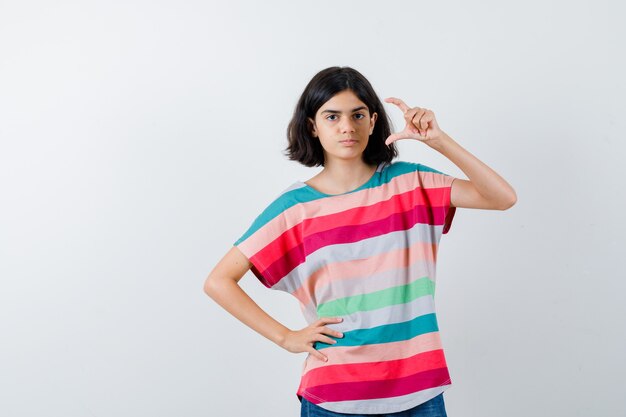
left=300, top=393, right=448, bottom=417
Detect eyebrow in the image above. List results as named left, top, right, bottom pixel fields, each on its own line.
left=321, top=106, right=368, bottom=114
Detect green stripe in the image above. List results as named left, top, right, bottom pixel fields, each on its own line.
left=315, top=312, right=439, bottom=350
left=317, top=276, right=435, bottom=317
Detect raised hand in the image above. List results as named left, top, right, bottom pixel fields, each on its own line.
left=384, top=97, right=446, bottom=147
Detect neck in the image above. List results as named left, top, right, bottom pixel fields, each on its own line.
left=319, top=158, right=377, bottom=193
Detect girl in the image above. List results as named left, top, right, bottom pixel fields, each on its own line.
left=204, top=66, right=516, bottom=416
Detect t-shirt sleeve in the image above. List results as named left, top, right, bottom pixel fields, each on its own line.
left=233, top=195, right=291, bottom=289
left=413, top=163, right=458, bottom=235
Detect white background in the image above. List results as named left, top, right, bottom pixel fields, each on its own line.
left=1, top=1, right=624, bottom=416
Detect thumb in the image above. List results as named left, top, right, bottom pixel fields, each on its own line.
left=385, top=133, right=404, bottom=146
left=308, top=346, right=328, bottom=361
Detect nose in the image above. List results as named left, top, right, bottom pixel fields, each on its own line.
left=339, top=117, right=356, bottom=133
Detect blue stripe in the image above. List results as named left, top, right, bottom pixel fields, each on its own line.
left=314, top=312, right=440, bottom=350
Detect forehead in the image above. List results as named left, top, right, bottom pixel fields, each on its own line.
left=318, top=90, right=368, bottom=113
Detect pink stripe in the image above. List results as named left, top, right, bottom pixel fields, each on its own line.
left=262, top=197, right=447, bottom=285
left=237, top=170, right=448, bottom=259
left=302, top=331, right=443, bottom=373
left=302, top=367, right=451, bottom=403
left=292, top=240, right=437, bottom=306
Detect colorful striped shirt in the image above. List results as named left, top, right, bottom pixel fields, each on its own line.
left=233, top=160, right=458, bottom=414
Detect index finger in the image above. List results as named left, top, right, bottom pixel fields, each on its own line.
left=317, top=317, right=343, bottom=324
left=384, top=97, right=410, bottom=113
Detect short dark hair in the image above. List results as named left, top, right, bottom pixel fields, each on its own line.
left=284, top=66, right=398, bottom=167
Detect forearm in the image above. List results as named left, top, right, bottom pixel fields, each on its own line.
left=206, top=278, right=290, bottom=348
left=431, top=132, right=517, bottom=204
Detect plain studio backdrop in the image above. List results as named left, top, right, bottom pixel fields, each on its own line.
left=1, top=1, right=624, bottom=416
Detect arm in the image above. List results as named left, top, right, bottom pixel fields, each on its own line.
left=383, top=97, right=517, bottom=211
left=431, top=133, right=517, bottom=210
left=203, top=246, right=291, bottom=347
left=203, top=246, right=343, bottom=361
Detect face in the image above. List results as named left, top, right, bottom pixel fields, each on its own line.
left=308, top=89, right=377, bottom=165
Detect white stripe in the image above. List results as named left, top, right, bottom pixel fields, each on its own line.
left=309, top=384, right=451, bottom=414
left=272, top=221, right=444, bottom=295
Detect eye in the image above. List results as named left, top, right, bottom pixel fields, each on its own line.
left=325, top=113, right=367, bottom=121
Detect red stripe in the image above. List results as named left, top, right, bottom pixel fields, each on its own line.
left=303, top=366, right=451, bottom=404
left=255, top=186, right=449, bottom=286
left=301, top=349, right=447, bottom=387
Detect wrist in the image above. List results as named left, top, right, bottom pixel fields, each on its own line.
left=429, top=132, right=454, bottom=153
left=276, top=327, right=291, bottom=348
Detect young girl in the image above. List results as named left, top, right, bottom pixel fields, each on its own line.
left=204, top=66, right=517, bottom=417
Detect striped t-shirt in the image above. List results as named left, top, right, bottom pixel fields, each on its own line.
left=233, top=160, right=458, bottom=414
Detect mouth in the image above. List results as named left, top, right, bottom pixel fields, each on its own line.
left=339, top=139, right=357, bottom=144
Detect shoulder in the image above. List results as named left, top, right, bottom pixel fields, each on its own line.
left=259, top=182, right=300, bottom=216
left=383, top=160, right=420, bottom=175
left=233, top=183, right=296, bottom=246
left=388, top=160, right=450, bottom=176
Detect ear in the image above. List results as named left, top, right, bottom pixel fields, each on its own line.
left=369, top=112, right=378, bottom=135
left=308, top=117, right=318, bottom=137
